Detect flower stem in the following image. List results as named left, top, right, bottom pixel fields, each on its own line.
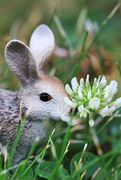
left=90, top=127, right=103, bottom=156
left=60, top=115, right=73, bottom=158
left=85, top=116, right=90, bottom=143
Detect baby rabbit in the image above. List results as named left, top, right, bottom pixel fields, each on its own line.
left=0, top=24, right=71, bottom=165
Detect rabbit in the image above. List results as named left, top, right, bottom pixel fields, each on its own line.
left=0, top=24, right=72, bottom=165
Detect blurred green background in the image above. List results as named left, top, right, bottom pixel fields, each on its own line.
left=0, top=0, right=121, bottom=92
left=0, top=1, right=121, bottom=178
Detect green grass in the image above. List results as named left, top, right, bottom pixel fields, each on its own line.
left=0, top=1, right=121, bottom=179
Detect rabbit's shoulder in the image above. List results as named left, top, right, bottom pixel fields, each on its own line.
left=0, top=89, right=20, bottom=146
left=0, top=89, right=20, bottom=106
left=0, top=89, right=20, bottom=118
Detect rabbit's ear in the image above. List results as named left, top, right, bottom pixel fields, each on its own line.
left=29, top=24, right=55, bottom=74
left=5, top=40, right=38, bottom=86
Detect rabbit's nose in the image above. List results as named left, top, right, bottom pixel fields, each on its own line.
left=70, top=107, right=78, bottom=115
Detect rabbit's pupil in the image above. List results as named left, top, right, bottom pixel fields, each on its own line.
left=40, top=93, right=52, bottom=102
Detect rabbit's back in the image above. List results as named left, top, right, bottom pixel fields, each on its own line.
left=0, top=89, right=20, bottom=148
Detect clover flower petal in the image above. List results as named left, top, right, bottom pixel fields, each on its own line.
left=78, top=86, right=83, bottom=99
left=64, top=97, right=77, bottom=108
left=65, top=84, right=73, bottom=96
left=89, top=119, right=95, bottom=127
left=113, top=97, right=121, bottom=109
left=94, top=78, right=97, bottom=84
left=89, top=97, right=100, bottom=110
left=80, top=78, right=84, bottom=86
left=78, top=105, right=89, bottom=118
left=86, top=74, right=90, bottom=86
left=99, top=105, right=115, bottom=117
left=99, top=106, right=108, bottom=117
left=99, top=76, right=107, bottom=87
left=71, top=77, right=79, bottom=92
left=109, top=80, right=118, bottom=96
left=80, top=78, right=84, bottom=89
left=87, top=90, right=91, bottom=100
left=96, top=76, right=101, bottom=87
left=104, top=80, right=118, bottom=100
left=108, top=106, right=115, bottom=115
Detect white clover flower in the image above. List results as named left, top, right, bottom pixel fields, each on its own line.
left=78, top=105, right=89, bottom=118
left=89, top=97, right=100, bottom=110
left=71, top=77, right=79, bottom=92
left=64, top=75, right=121, bottom=127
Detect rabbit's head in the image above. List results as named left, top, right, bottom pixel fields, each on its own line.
left=5, top=25, right=71, bottom=123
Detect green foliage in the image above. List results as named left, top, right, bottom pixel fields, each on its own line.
left=11, top=160, right=33, bottom=180
left=71, top=152, right=100, bottom=179
left=36, top=161, right=71, bottom=179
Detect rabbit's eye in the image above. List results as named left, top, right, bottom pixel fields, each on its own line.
left=39, top=93, right=52, bottom=102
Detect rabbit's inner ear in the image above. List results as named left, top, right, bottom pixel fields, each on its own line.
left=5, top=40, right=38, bottom=86
left=29, top=24, right=55, bottom=74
